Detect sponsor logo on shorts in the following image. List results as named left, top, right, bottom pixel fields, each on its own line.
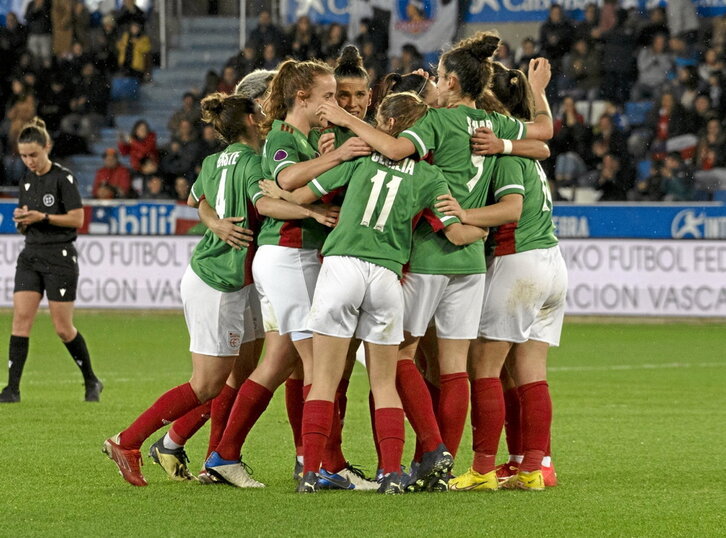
left=273, top=150, right=288, bottom=162
left=229, top=332, right=241, bottom=348
left=43, top=194, right=55, bottom=207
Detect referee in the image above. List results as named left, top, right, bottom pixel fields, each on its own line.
left=0, top=117, right=102, bottom=403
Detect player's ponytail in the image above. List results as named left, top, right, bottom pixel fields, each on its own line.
left=489, top=62, right=534, bottom=121
left=201, top=92, right=257, bottom=144
left=440, top=30, right=501, bottom=101
left=261, top=58, right=333, bottom=137
left=377, top=92, right=428, bottom=137
left=381, top=72, right=429, bottom=98
left=18, top=116, right=50, bottom=147
left=334, top=45, right=368, bottom=82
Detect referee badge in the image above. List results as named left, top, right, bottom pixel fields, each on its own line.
left=43, top=194, right=55, bottom=207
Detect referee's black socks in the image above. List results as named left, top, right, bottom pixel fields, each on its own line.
left=65, top=331, right=98, bottom=383
left=7, top=335, right=30, bottom=392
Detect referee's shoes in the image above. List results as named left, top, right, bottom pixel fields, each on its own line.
left=0, top=386, right=20, bottom=403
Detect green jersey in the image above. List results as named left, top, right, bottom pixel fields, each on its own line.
left=258, top=119, right=328, bottom=249
left=400, top=106, right=526, bottom=274
left=308, top=153, right=459, bottom=277
left=489, top=156, right=558, bottom=256
left=189, top=143, right=264, bottom=292
left=308, top=125, right=357, bottom=152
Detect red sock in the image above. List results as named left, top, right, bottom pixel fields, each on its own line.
left=471, top=377, right=505, bottom=474
left=337, top=378, right=350, bottom=423
left=375, top=407, right=405, bottom=474
left=285, top=378, right=304, bottom=457
left=302, top=399, right=334, bottom=474
left=215, top=380, right=273, bottom=461
left=206, top=384, right=239, bottom=458
left=503, top=387, right=523, bottom=458
left=438, top=372, right=469, bottom=458
left=425, top=377, right=441, bottom=422
left=518, top=381, right=552, bottom=472
left=120, top=382, right=200, bottom=449
left=396, top=360, right=442, bottom=454
left=369, top=391, right=382, bottom=471
left=169, top=400, right=211, bottom=445
left=322, top=391, right=347, bottom=473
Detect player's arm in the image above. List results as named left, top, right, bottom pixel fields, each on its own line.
left=436, top=193, right=523, bottom=228
left=471, top=135, right=550, bottom=160
left=255, top=196, right=338, bottom=228
left=198, top=198, right=253, bottom=250
left=13, top=206, right=84, bottom=228
left=525, top=58, right=554, bottom=141
left=276, top=137, right=371, bottom=190
left=317, top=102, right=416, bottom=161
left=442, top=222, right=490, bottom=246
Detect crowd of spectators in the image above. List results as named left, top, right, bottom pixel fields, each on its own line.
left=0, top=0, right=154, bottom=187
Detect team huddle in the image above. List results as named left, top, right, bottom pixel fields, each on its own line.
left=103, top=29, right=568, bottom=494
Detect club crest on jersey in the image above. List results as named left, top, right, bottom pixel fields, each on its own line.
left=229, top=332, right=241, bottom=349
left=273, top=150, right=288, bottom=162
left=43, top=194, right=55, bottom=207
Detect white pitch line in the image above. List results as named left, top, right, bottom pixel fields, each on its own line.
left=549, top=362, right=726, bottom=372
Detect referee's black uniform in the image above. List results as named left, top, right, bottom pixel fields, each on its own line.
left=15, top=162, right=82, bottom=301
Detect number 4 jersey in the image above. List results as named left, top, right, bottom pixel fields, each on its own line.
left=307, top=153, right=460, bottom=278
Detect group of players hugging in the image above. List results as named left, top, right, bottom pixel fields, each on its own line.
left=103, top=29, right=567, bottom=494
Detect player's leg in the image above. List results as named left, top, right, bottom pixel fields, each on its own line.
left=496, top=356, right=523, bottom=481
left=1, top=291, right=41, bottom=403
left=285, top=361, right=305, bottom=479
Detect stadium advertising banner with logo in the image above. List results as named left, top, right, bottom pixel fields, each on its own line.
left=465, top=0, right=726, bottom=23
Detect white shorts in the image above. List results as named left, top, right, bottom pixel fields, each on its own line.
left=479, top=246, right=568, bottom=346
left=252, top=245, right=320, bottom=335
left=403, top=272, right=486, bottom=339
left=180, top=265, right=256, bottom=356
left=243, top=283, right=265, bottom=341
left=308, top=256, right=404, bottom=345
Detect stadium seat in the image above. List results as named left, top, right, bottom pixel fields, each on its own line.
left=637, top=159, right=652, bottom=181
left=575, top=100, right=608, bottom=126
left=111, top=77, right=141, bottom=102
left=624, top=101, right=654, bottom=127
left=713, top=190, right=726, bottom=203
left=666, top=134, right=698, bottom=161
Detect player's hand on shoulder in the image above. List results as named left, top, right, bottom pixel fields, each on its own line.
left=308, top=203, right=340, bottom=228
left=335, top=137, right=372, bottom=161
left=435, top=194, right=467, bottom=222
left=318, top=132, right=336, bottom=155
left=471, top=127, right=502, bottom=156
left=211, top=216, right=253, bottom=250
left=259, top=179, right=284, bottom=199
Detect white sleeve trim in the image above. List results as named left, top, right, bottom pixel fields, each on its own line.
left=273, top=160, right=294, bottom=178
left=516, top=120, right=524, bottom=140
left=251, top=191, right=264, bottom=203
left=440, top=215, right=456, bottom=223
left=401, top=129, right=426, bottom=157
left=494, top=184, right=525, bottom=197
left=310, top=178, right=328, bottom=195
left=191, top=188, right=201, bottom=202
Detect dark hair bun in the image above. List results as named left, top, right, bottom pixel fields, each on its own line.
left=201, top=94, right=225, bottom=117
left=467, top=32, right=501, bottom=61
left=337, top=45, right=364, bottom=69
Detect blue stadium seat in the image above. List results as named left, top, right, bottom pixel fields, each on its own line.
left=111, top=77, right=140, bottom=102
left=713, top=190, right=726, bottom=203
left=637, top=159, right=652, bottom=181
left=625, top=101, right=654, bottom=127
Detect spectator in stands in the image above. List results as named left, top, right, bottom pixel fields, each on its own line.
left=226, top=45, right=258, bottom=80
left=514, top=36, right=538, bottom=72
left=3, top=80, right=37, bottom=155
left=89, top=14, right=119, bottom=75
left=167, top=92, right=201, bottom=134
left=249, top=9, right=286, bottom=58
left=198, top=124, right=224, bottom=161
left=667, top=0, right=700, bottom=46
left=59, top=41, right=93, bottom=82
left=216, top=66, right=239, bottom=95
left=118, top=119, right=158, bottom=172
left=130, top=156, right=159, bottom=195
left=561, top=37, right=600, bottom=101
left=711, top=14, right=726, bottom=55
left=52, top=0, right=74, bottom=59
left=538, top=5, right=574, bottom=77
left=38, top=79, right=71, bottom=134
left=201, top=70, right=220, bottom=98
left=173, top=176, right=190, bottom=202
left=25, top=0, right=53, bottom=67
left=590, top=114, right=628, bottom=165
left=142, top=174, right=172, bottom=200
left=288, top=15, right=321, bottom=61
left=116, top=21, right=151, bottom=81
left=636, top=7, right=669, bottom=48
left=630, top=159, right=664, bottom=201
left=71, top=0, right=91, bottom=51
left=116, top=0, right=146, bottom=33
left=60, top=61, right=108, bottom=142
left=321, top=23, right=347, bottom=61
left=595, top=153, right=632, bottom=201
left=643, top=92, right=694, bottom=159
left=495, top=41, right=514, bottom=69
left=600, top=9, right=637, bottom=105
left=400, top=44, right=424, bottom=73
left=93, top=148, right=132, bottom=199
left=159, top=136, right=197, bottom=182
left=0, top=12, right=27, bottom=59
left=260, top=43, right=281, bottom=71
left=661, top=151, right=694, bottom=200
left=631, top=33, right=673, bottom=101
left=698, top=48, right=723, bottom=83
left=173, top=119, right=203, bottom=174
left=552, top=96, right=590, bottom=196
left=673, top=65, right=701, bottom=110
left=694, top=118, right=726, bottom=195
left=705, top=71, right=726, bottom=117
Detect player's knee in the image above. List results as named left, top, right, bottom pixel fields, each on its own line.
left=55, top=326, right=76, bottom=342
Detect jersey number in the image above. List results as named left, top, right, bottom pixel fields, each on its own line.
left=466, top=154, right=485, bottom=192
left=535, top=161, right=553, bottom=212
left=360, top=170, right=402, bottom=231
left=216, top=169, right=228, bottom=218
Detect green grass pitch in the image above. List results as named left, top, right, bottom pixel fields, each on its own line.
left=0, top=311, right=724, bottom=537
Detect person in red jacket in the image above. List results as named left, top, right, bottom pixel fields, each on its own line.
left=92, top=148, right=133, bottom=199
left=117, top=119, right=158, bottom=172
